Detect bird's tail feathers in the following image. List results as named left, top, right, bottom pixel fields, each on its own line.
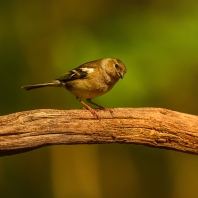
left=22, top=80, right=62, bottom=91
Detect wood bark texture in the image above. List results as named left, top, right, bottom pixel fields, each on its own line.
left=0, top=108, right=198, bottom=156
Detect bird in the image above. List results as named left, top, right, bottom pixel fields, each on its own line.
left=22, top=58, right=127, bottom=118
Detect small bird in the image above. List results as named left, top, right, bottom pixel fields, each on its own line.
left=22, top=58, right=127, bottom=118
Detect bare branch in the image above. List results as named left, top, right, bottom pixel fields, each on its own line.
left=0, top=108, right=198, bottom=156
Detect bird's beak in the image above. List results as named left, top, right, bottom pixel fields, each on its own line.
left=118, top=72, right=125, bottom=79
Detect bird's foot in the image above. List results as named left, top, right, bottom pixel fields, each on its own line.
left=96, top=106, right=114, bottom=116
left=103, top=108, right=114, bottom=116
left=88, top=108, right=100, bottom=119
left=80, top=107, right=100, bottom=119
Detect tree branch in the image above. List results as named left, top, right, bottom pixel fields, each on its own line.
left=0, top=108, right=198, bottom=156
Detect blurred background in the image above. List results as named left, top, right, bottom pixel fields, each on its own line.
left=0, top=0, right=198, bottom=197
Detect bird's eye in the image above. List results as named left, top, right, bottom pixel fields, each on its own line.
left=115, top=64, right=119, bottom=68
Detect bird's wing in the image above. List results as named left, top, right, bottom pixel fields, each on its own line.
left=56, top=61, right=99, bottom=83
left=56, top=69, right=86, bottom=83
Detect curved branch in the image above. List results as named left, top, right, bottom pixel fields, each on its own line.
left=0, top=108, right=198, bottom=156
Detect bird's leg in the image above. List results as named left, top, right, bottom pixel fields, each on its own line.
left=86, top=99, right=114, bottom=115
left=86, top=99, right=105, bottom=110
left=76, top=97, right=100, bottom=119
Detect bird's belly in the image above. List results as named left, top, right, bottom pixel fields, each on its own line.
left=70, top=89, right=106, bottom=99
left=65, top=80, right=111, bottom=99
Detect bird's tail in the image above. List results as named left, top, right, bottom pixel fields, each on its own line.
left=22, top=80, right=62, bottom=91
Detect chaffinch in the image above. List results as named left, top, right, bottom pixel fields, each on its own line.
left=22, top=58, right=127, bottom=118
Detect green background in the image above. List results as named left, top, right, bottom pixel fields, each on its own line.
left=1, top=0, right=198, bottom=197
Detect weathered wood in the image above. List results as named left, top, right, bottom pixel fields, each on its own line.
left=0, top=108, right=198, bottom=156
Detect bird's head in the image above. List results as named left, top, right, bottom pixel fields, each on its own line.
left=100, top=58, right=127, bottom=80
